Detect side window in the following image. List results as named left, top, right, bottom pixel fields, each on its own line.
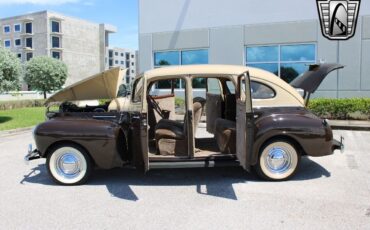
left=132, top=78, right=144, bottom=103
left=207, top=78, right=221, bottom=95
left=226, top=81, right=236, bottom=94
left=251, top=81, right=276, bottom=99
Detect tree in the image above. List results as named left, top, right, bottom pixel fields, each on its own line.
left=0, top=47, right=22, bottom=93
left=24, top=56, right=68, bottom=99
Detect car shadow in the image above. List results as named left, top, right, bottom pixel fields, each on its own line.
left=20, top=157, right=330, bottom=201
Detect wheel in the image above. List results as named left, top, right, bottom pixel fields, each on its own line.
left=46, top=144, right=92, bottom=185
left=254, top=139, right=300, bottom=181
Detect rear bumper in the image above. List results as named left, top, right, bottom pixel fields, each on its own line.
left=24, top=144, right=41, bottom=164
left=332, top=136, right=344, bottom=153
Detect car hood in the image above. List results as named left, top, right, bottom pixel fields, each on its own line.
left=46, top=67, right=125, bottom=104
left=290, top=63, right=344, bottom=94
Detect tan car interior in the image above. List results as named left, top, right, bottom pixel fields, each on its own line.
left=147, top=77, right=237, bottom=159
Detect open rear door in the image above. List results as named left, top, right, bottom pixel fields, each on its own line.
left=236, top=72, right=254, bottom=170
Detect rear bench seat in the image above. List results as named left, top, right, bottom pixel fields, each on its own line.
left=215, top=118, right=236, bottom=154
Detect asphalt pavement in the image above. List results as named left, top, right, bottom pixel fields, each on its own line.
left=0, top=130, right=369, bottom=229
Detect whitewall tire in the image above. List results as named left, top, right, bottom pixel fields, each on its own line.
left=46, top=144, right=92, bottom=185
left=254, top=140, right=300, bottom=181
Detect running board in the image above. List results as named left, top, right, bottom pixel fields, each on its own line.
left=149, top=160, right=240, bottom=169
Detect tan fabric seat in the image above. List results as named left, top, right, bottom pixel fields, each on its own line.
left=155, top=97, right=206, bottom=156
left=215, top=118, right=236, bottom=154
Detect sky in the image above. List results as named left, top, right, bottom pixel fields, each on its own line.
left=0, top=0, right=139, bottom=50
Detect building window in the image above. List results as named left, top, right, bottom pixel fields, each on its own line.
left=131, top=54, right=134, bottom=58
left=131, top=70, right=134, bottom=74
left=121, top=61, right=124, bottom=65
left=17, top=53, right=22, bottom=59
left=3, top=25, right=10, bottom=33
left=154, top=49, right=209, bottom=67
left=4, top=39, right=11, bottom=48
left=121, top=53, right=124, bottom=57
left=131, top=62, right=135, bottom=66
left=14, top=38, right=21, bottom=47
left=246, top=44, right=316, bottom=83
left=126, top=62, right=130, bottom=68
left=25, top=37, right=32, bottom=48
left=51, top=36, right=60, bottom=48
left=126, top=53, right=130, bottom=60
left=51, top=21, right=60, bottom=33
left=14, top=24, right=21, bottom=32
left=52, top=51, right=61, bottom=59
left=25, top=22, right=32, bottom=34
left=26, top=52, right=33, bottom=61
left=115, top=52, right=118, bottom=56
left=115, top=60, right=118, bottom=64
left=109, top=59, right=113, bottom=66
left=109, top=50, right=113, bottom=58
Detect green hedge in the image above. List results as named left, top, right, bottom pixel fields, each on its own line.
left=308, top=98, right=370, bottom=120
left=0, top=99, right=45, bottom=111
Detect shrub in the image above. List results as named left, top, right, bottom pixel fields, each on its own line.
left=0, top=99, right=45, bottom=111
left=308, top=98, right=370, bottom=120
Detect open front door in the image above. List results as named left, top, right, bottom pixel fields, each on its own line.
left=131, top=76, right=149, bottom=172
left=236, top=72, right=254, bottom=170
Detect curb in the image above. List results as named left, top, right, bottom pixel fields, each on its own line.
left=328, top=120, right=370, bottom=131
left=0, top=126, right=34, bottom=137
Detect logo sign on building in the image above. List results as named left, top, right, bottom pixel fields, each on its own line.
left=317, top=0, right=361, bottom=40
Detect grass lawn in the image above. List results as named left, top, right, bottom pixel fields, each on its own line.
left=0, top=107, right=45, bottom=131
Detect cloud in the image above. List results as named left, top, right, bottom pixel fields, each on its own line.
left=0, top=0, right=80, bottom=5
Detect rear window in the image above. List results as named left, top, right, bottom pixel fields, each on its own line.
left=251, top=81, right=276, bottom=99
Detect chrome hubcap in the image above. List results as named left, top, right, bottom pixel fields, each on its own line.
left=265, top=147, right=291, bottom=173
left=56, top=153, right=80, bottom=177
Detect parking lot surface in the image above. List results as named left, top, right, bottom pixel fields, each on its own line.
left=0, top=130, right=369, bottom=229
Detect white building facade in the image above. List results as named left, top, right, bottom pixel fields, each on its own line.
left=139, top=0, right=370, bottom=98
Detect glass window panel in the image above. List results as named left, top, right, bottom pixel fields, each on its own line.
left=251, top=81, right=276, bottom=99
left=25, top=23, right=32, bottom=34
left=247, top=63, right=279, bottom=76
left=154, top=51, right=180, bottom=66
left=181, top=50, right=208, bottom=65
left=26, top=38, right=33, bottom=48
left=246, top=46, right=278, bottom=62
left=51, top=21, right=60, bottom=33
left=226, top=81, right=235, bottom=94
left=281, top=44, right=315, bottom=62
left=192, top=78, right=206, bottom=89
left=4, top=40, right=11, bottom=47
left=15, top=39, right=21, bottom=46
left=132, top=78, right=144, bottom=103
left=52, top=36, right=60, bottom=48
left=52, top=51, right=60, bottom=59
left=14, top=24, right=21, bottom=32
left=280, top=63, right=313, bottom=83
left=156, top=79, right=181, bottom=89
left=207, top=78, right=221, bottom=95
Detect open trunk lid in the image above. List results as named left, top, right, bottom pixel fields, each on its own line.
left=290, top=63, right=344, bottom=105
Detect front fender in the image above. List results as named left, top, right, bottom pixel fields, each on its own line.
left=34, top=118, right=124, bottom=169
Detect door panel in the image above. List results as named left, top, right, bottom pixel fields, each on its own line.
left=236, top=100, right=247, bottom=168
left=236, top=73, right=254, bottom=170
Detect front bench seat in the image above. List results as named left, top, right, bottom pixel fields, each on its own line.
left=215, top=118, right=236, bottom=154
left=155, top=97, right=206, bottom=156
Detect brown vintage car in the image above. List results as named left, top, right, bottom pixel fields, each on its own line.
left=25, top=64, right=344, bottom=185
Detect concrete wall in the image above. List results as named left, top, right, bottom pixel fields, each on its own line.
left=139, top=0, right=370, bottom=98
left=139, top=0, right=370, bottom=34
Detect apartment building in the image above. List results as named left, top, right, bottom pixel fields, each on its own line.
left=139, top=0, right=370, bottom=98
left=0, top=11, right=117, bottom=89
left=107, top=47, right=137, bottom=85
